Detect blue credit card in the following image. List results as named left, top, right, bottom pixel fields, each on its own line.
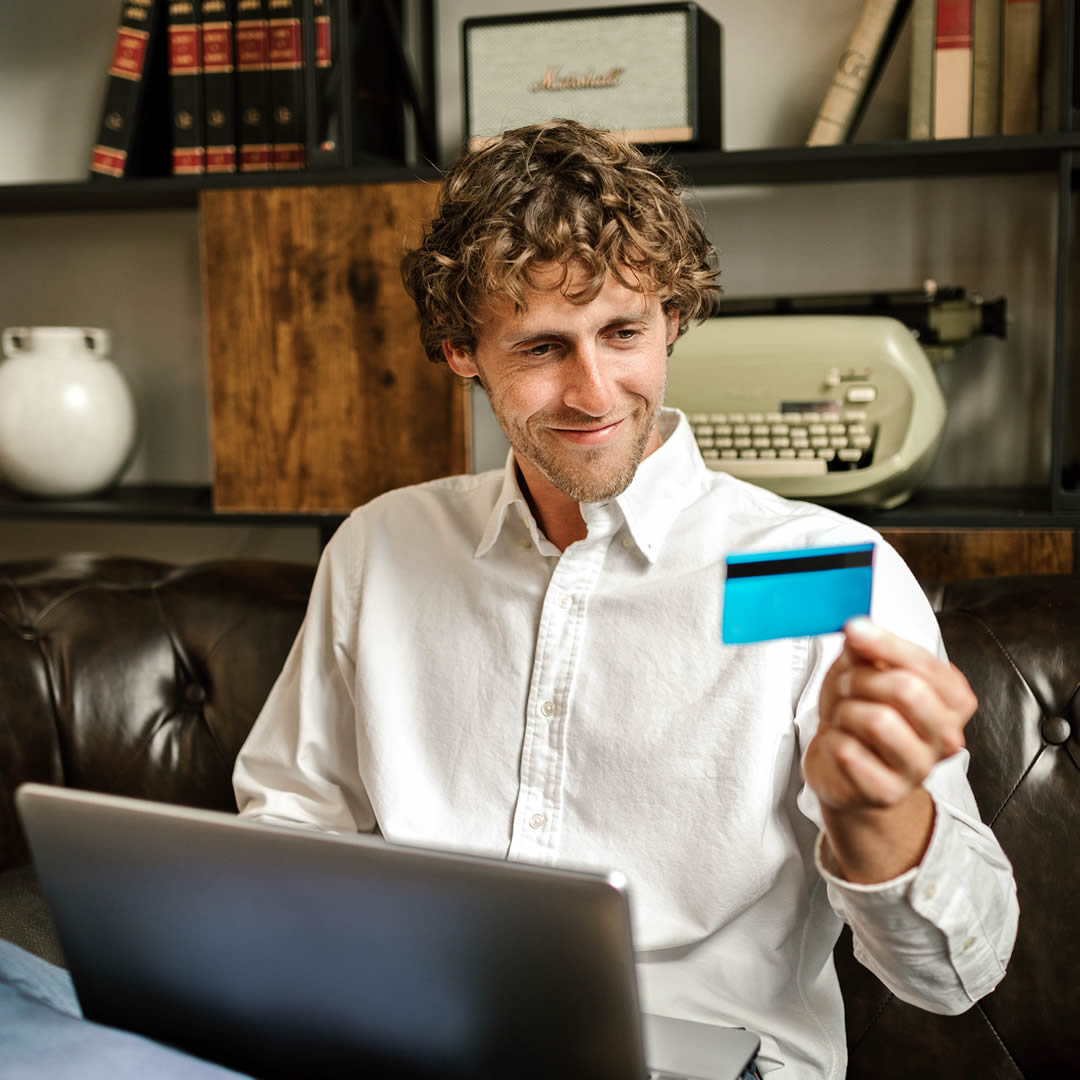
left=721, top=542, right=875, bottom=644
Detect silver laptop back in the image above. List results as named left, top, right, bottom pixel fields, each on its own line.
left=16, top=783, right=759, bottom=1079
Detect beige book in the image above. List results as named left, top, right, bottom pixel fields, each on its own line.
left=807, top=0, right=903, bottom=145
left=971, top=0, right=1003, bottom=135
left=933, top=0, right=973, bottom=139
left=909, top=0, right=937, bottom=138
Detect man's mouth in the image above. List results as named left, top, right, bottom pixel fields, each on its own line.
left=550, top=418, right=624, bottom=444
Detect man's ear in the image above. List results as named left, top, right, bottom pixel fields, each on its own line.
left=443, top=341, right=479, bottom=378
left=663, top=304, right=680, bottom=347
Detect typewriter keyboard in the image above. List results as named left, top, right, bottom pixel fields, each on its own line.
left=688, top=410, right=878, bottom=480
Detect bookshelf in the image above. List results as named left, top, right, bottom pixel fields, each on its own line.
left=1, top=0, right=1078, bottom=578
left=1, top=133, right=1076, bottom=216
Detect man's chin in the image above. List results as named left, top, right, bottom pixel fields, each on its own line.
left=540, top=452, right=642, bottom=504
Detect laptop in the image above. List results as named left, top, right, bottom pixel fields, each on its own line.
left=15, top=783, right=760, bottom=1080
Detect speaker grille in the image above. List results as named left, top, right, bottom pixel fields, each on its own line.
left=466, top=11, right=691, bottom=145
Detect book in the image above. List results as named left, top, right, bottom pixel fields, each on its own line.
left=89, top=0, right=171, bottom=178
left=908, top=0, right=937, bottom=137
left=235, top=0, right=273, bottom=171
left=168, top=0, right=205, bottom=173
left=201, top=0, right=237, bottom=172
left=1040, top=0, right=1063, bottom=131
left=933, top=0, right=974, bottom=138
left=971, top=0, right=1003, bottom=135
left=308, top=0, right=342, bottom=165
left=806, top=0, right=911, bottom=146
left=1001, top=0, right=1042, bottom=133
left=268, top=0, right=305, bottom=170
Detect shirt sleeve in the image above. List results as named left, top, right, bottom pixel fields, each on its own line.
left=814, top=755, right=1019, bottom=1014
left=232, top=517, right=376, bottom=834
left=794, top=536, right=1019, bottom=1014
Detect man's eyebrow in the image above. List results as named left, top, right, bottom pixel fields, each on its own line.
left=501, top=313, right=651, bottom=347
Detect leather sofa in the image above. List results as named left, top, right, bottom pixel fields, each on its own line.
left=0, top=553, right=1075, bottom=1077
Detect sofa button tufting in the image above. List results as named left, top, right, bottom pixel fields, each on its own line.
left=17, top=624, right=39, bottom=642
left=1041, top=715, right=1071, bottom=745
left=184, top=683, right=207, bottom=706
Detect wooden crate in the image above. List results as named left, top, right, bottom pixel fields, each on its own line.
left=200, top=181, right=467, bottom=512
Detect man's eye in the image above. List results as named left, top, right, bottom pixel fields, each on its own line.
left=613, top=328, right=640, bottom=341
left=525, top=343, right=554, bottom=357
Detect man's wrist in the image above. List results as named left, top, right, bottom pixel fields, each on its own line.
left=819, top=787, right=936, bottom=885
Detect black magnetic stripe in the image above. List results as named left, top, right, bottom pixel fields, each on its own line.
left=726, top=548, right=874, bottom=579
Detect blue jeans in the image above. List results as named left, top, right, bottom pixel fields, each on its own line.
left=1, top=939, right=762, bottom=1079
left=0, top=940, right=251, bottom=1079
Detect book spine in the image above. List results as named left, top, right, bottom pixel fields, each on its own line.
left=909, top=0, right=937, bottom=137
left=202, top=0, right=237, bottom=172
left=314, top=0, right=334, bottom=153
left=269, top=0, right=305, bottom=170
left=90, top=0, right=159, bottom=178
left=971, top=0, right=1003, bottom=135
left=235, top=0, right=273, bottom=171
left=168, top=0, right=205, bottom=174
left=1040, top=0, right=1063, bottom=131
left=933, top=0, right=974, bottom=138
left=806, top=0, right=902, bottom=146
left=1001, top=0, right=1042, bottom=133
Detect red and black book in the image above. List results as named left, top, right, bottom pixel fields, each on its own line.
left=235, top=0, right=273, bottom=171
left=168, top=0, right=206, bottom=173
left=201, top=0, right=237, bottom=172
left=310, top=0, right=340, bottom=164
left=268, top=0, right=305, bottom=170
left=89, top=0, right=171, bottom=179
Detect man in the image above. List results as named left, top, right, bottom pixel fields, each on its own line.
left=0, top=119, right=1017, bottom=1078
left=232, top=120, right=1018, bottom=1078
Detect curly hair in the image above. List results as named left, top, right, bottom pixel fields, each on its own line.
left=401, top=118, right=722, bottom=364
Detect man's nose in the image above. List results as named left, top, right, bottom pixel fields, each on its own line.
left=563, top=345, right=615, bottom=418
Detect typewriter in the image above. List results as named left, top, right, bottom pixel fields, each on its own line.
left=666, top=286, right=1006, bottom=510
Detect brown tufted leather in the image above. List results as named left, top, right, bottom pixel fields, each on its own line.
left=0, top=554, right=314, bottom=871
left=0, top=558, right=1074, bottom=1075
left=839, top=574, right=1079, bottom=1077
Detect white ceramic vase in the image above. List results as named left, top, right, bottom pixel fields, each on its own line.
left=0, top=326, right=138, bottom=498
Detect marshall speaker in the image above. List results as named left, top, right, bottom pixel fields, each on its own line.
left=463, top=3, right=723, bottom=150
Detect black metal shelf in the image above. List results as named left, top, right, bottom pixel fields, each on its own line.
left=2, top=133, right=1077, bottom=215
left=846, top=487, right=1063, bottom=528
left=0, top=159, right=442, bottom=215
left=0, top=482, right=1066, bottom=531
left=0, top=484, right=345, bottom=529
left=669, top=132, right=1080, bottom=187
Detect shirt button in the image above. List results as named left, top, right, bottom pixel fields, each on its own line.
left=540, top=700, right=556, bottom=717
left=622, top=536, right=634, bottom=549
left=961, top=936, right=976, bottom=952
left=922, top=884, right=936, bottom=901
left=529, top=812, right=547, bottom=829
left=520, top=538, right=531, bottom=549
left=559, top=594, right=573, bottom=609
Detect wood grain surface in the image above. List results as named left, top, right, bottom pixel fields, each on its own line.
left=879, top=528, right=1075, bottom=582
left=200, top=180, right=466, bottom=512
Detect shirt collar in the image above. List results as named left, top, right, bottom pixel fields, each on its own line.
left=475, top=408, right=708, bottom=563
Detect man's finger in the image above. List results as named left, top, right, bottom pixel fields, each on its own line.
left=843, top=617, right=976, bottom=715
left=828, top=697, right=943, bottom=784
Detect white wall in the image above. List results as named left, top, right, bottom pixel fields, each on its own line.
left=0, top=0, right=1057, bottom=563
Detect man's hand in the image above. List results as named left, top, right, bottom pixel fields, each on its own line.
left=805, top=617, right=978, bottom=882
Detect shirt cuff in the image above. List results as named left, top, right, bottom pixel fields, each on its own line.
left=816, top=791, right=1013, bottom=1004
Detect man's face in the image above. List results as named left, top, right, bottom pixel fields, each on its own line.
left=443, top=263, right=678, bottom=505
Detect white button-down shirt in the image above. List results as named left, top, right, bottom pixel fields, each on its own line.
left=233, top=409, right=1018, bottom=1078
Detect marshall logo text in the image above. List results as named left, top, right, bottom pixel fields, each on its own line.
left=529, top=66, right=625, bottom=91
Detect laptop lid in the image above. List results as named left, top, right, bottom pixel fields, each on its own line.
left=16, top=783, right=759, bottom=1080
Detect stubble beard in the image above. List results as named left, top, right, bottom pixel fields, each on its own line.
left=498, top=393, right=663, bottom=503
